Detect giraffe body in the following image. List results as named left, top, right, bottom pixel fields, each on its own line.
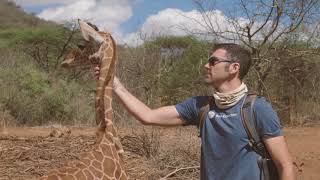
left=40, top=19, right=127, bottom=180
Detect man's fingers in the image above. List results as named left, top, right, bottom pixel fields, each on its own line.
left=94, top=66, right=100, bottom=73
left=94, top=66, right=100, bottom=80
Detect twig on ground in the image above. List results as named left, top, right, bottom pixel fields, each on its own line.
left=160, top=166, right=200, bottom=179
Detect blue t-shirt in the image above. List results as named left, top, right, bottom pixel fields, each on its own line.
left=175, top=96, right=282, bottom=180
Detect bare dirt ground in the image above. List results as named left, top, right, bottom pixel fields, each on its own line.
left=0, top=126, right=319, bottom=180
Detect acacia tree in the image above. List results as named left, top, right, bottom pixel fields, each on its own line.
left=180, top=0, right=320, bottom=124
left=187, top=0, right=319, bottom=93
left=22, top=23, right=78, bottom=73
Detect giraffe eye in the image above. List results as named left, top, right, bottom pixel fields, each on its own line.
left=77, top=44, right=85, bottom=50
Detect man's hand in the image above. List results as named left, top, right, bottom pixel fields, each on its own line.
left=94, top=66, right=100, bottom=80
left=94, top=66, right=122, bottom=90
left=113, top=76, right=123, bottom=91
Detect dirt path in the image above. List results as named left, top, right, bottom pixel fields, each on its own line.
left=284, top=127, right=320, bottom=180
left=0, top=126, right=319, bottom=180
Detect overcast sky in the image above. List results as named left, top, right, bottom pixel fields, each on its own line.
left=11, top=0, right=241, bottom=46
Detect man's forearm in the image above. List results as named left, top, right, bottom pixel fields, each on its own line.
left=112, top=77, right=184, bottom=126
left=113, top=81, right=152, bottom=124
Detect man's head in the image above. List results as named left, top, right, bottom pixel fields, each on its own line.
left=204, top=43, right=251, bottom=86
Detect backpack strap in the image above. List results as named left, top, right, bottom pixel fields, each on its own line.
left=240, top=93, right=268, bottom=157
left=198, top=96, right=213, bottom=137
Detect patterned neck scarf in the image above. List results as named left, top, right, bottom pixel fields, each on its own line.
left=213, top=83, right=248, bottom=109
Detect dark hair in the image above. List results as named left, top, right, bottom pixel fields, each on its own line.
left=212, top=43, right=251, bottom=80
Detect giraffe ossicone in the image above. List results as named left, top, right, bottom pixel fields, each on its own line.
left=40, top=19, right=127, bottom=180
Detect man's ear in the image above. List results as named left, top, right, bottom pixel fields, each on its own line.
left=229, top=63, right=240, bottom=74
left=78, top=19, right=104, bottom=43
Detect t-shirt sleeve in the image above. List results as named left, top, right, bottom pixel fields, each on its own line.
left=254, top=97, right=283, bottom=138
left=175, top=96, right=208, bottom=126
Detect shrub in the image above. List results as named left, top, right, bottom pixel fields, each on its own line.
left=0, top=54, right=94, bottom=126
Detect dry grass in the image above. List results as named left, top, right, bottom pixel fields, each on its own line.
left=1, top=126, right=320, bottom=179
left=0, top=108, right=16, bottom=128
left=122, top=127, right=161, bottom=158
left=120, top=126, right=201, bottom=179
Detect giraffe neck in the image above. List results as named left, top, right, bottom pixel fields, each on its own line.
left=40, top=34, right=127, bottom=180
left=93, top=81, right=127, bottom=179
left=95, top=37, right=124, bottom=151
left=94, top=36, right=127, bottom=178
left=95, top=37, right=117, bottom=139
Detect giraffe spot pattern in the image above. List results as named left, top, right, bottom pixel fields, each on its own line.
left=45, top=175, right=59, bottom=180
left=100, top=144, right=113, bottom=157
left=92, top=160, right=103, bottom=170
left=103, top=157, right=116, bottom=177
left=111, top=145, right=119, bottom=160
left=65, top=168, right=78, bottom=174
left=75, top=161, right=87, bottom=169
left=114, top=161, right=122, bottom=179
left=40, top=20, right=127, bottom=180
left=83, top=169, right=94, bottom=179
left=92, top=150, right=104, bottom=161
left=104, top=133, right=114, bottom=144
left=80, top=158, right=91, bottom=166
left=75, top=171, right=86, bottom=179
left=89, top=166, right=103, bottom=178
left=105, top=110, right=113, bottom=120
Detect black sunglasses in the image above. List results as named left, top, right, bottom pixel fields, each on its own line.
left=208, top=56, right=233, bottom=66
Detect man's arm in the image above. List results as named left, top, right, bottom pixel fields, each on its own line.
left=263, top=136, right=296, bottom=180
left=113, top=76, right=185, bottom=126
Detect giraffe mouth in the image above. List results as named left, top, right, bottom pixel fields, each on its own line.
left=60, top=58, right=75, bottom=68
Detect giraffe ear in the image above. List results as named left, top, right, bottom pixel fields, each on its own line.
left=78, top=19, right=104, bottom=43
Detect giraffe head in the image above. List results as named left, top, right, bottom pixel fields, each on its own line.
left=61, top=20, right=105, bottom=68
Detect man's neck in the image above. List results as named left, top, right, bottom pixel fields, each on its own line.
left=213, top=79, right=242, bottom=93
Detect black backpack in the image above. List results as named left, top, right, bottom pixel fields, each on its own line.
left=198, top=93, right=279, bottom=180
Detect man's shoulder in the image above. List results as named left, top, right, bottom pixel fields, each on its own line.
left=177, top=96, right=213, bottom=110
left=193, top=95, right=213, bottom=108
left=252, top=96, right=273, bottom=110
left=250, top=95, right=283, bottom=136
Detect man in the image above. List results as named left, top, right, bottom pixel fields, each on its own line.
left=95, top=43, right=295, bottom=180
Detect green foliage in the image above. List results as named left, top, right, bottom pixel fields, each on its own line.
left=157, top=36, right=212, bottom=104
left=0, top=2, right=94, bottom=126
left=0, top=1, right=95, bottom=126
left=26, top=27, right=68, bottom=44
left=21, top=68, right=50, bottom=94
left=0, top=26, right=73, bottom=48
left=0, top=25, right=82, bottom=73
left=0, top=0, right=54, bottom=28
left=0, top=52, right=94, bottom=126
left=145, top=35, right=200, bottom=49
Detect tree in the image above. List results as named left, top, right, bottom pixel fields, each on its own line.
left=182, top=0, right=320, bottom=124
left=189, top=0, right=319, bottom=93
left=17, top=24, right=79, bottom=73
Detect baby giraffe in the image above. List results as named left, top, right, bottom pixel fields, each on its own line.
left=40, top=19, right=127, bottom=180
